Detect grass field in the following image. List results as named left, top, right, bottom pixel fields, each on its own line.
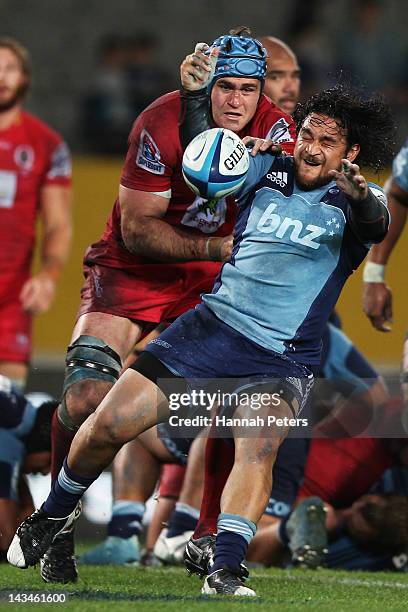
left=1, top=564, right=408, bottom=611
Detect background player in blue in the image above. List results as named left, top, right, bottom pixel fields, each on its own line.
left=363, top=139, right=408, bottom=331
left=8, top=84, right=394, bottom=597
left=0, top=376, right=57, bottom=560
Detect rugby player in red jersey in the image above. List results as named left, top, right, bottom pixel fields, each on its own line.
left=0, top=38, right=72, bottom=388
left=42, top=27, right=295, bottom=582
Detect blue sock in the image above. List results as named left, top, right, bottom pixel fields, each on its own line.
left=43, top=458, right=99, bottom=518
left=166, top=502, right=199, bottom=538
left=211, top=513, right=256, bottom=574
left=278, top=516, right=290, bottom=546
left=108, top=500, right=145, bottom=538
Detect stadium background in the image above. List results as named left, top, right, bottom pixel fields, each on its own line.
left=2, top=0, right=407, bottom=385
left=2, top=2, right=408, bottom=596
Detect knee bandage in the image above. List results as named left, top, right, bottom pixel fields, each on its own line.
left=63, top=335, right=122, bottom=395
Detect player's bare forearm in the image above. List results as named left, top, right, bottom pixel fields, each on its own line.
left=39, top=184, right=72, bottom=283
left=179, top=45, right=218, bottom=148
left=122, top=215, right=228, bottom=262
left=40, top=226, right=72, bottom=282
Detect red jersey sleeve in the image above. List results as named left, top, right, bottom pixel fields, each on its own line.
left=120, top=93, right=180, bottom=194
left=44, top=138, right=72, bottom=186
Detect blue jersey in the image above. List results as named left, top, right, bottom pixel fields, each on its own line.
left=392, top=139, right=408, bottom=192
left=0, top=376, right=36, bottom=439
left=0, top=376, right=36, bottom=499
left=202, top=154, right=386, bottom=365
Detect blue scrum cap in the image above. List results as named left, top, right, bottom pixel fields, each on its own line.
left=207, top=33, right=267, bottom=89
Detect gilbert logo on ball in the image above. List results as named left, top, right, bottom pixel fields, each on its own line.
left=182, top=128, right=249, bottom=199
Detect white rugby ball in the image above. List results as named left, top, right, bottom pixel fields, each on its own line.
left=182, top=128, right=249, bottom=199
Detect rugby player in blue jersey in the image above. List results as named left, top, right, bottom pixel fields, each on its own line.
left=0, top=376, right=57, bottom=560
left=363, top=139, right=408, bottom=332
left=8, top=80, right=395, bottom=596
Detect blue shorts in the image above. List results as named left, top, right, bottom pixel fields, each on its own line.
left=320, top=323, right=378, bottom=394
left=326, top=534, right=403, bottom=571
left=0, top=430, right=25, bottom=500
left=156, top=422, right=192, bottom=465
left=265, top=437, right=310, bottom=518
left=146, top=305, right=314, bottom=418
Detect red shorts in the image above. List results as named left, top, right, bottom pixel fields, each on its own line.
left=0, top=299, right=31, bottom=363
left=77, top=263, right=216, bottom=326
left=158, top=464, right=186, bottom=499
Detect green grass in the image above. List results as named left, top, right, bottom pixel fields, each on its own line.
left=1, top=565, right=408, bottom=611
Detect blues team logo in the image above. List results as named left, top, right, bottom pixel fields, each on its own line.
left=14, top=145, right=34, bottom=171
left=136, top=129, right=165, bottom=175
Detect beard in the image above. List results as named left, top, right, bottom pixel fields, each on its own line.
left=0, top=82, right=27, bottom=113
left=294, top=157, right=332, bottom=191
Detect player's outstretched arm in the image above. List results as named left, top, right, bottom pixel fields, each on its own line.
left=179, top=44, right=219, bottom=149
left=180, top=43, right=217, bottom=92
left=328, top=159, right=389, bottom=244
left=362, top=178, right=408, bottom=331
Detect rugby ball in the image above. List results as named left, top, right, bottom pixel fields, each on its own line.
left=182, top=128, right=249, bottom=199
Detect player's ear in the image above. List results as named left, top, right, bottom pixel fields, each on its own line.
left=346, top=144, right=360, bottom=163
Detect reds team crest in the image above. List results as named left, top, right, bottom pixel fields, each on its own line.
left=136, top=129, right=165, bottom=175
left=14, top=145, right=35, bottom=171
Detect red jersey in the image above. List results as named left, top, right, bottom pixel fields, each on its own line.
left=84, top=91, right=295, bottom=322
left=298, top=398, right=406, bottom=507
left=0, top=111, right=71, bottom=302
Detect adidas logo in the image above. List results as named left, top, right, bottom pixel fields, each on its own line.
left=266, top=171, right=288, bottom=188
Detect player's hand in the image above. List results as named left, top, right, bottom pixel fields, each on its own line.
left=362, top=281, right=393, bottom=332
left=328, top=159, right=368, bottom=201
left=180, top=43, right=218, bottom=91
left=242, top=136, right=282, bottom=157
left=206, top=234, right=233, bottom=262
left=19, top=272, right=56, bottom=315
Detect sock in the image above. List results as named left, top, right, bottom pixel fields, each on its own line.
left=211, top=513, right=256, bottom=573
left=43, top=457, right=99, bottom=518
left=107, top=500, right=146, bottom=538
left=166, top=502, right=199, bottom=537
left=51, top=411, right=76, bottom=482
left=194, top=437, right=235, bottom=538
left=278, top=516, right=290, bottom=546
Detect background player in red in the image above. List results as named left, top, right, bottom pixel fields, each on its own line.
left=259, top=36, right=301, bottom=116
left=44, top=27, right=296, bottom=582
left=0, top=38, right=72, bottom=389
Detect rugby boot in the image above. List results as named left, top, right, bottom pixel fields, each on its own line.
left=78, top=535, right=140, bottom=566
left=40, top=529, right=78, bottom=583
left=153, top=528, right=193, bottom=565
left=7, top=502, right=81, bottom=569
left=202, top=568, right=256, bottom=596
left=286, top=497, right=328, bottom=568
left=184, top=534, right=249, bottom=579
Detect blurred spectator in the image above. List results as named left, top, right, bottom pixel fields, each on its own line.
left=125, top=33, right=172, bottom=118
left=81, top=33, right=172, bottom=154
left=333, top=1, right=407, bottom=93
left=286, top=0, right=334, bottom=99
left=81, top=35, right=132, bottom=154
left=331, top=0, right=408, bottom=143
